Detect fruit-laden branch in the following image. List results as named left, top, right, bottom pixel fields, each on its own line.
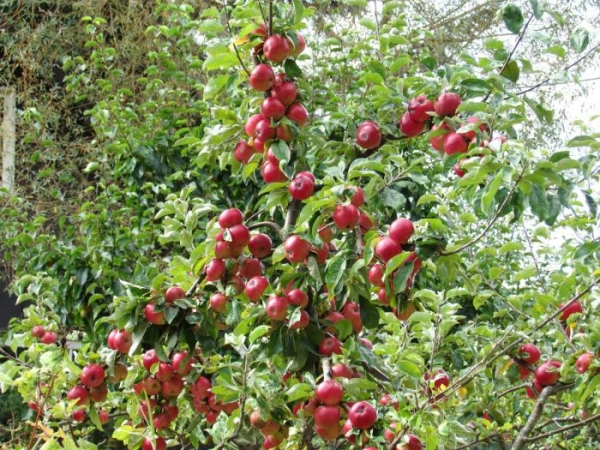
left=437, top=276, right=600, bottom=403
left=525, top=413, right=600, bottom=444
left=511, top=383, right=573, bottom=450
left=515, top=42, right=600, bottom=96
left=439, top=168, right=524, bottom=256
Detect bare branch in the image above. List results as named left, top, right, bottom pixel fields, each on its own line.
left=526, top=413, right=600, bottom=443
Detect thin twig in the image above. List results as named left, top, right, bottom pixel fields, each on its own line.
left=526, top=414, right=600, bottom=443
left=455, top=433, right=501, bottom=450
left=247, top=220, right=283, bottom=239
left=222, top=0, right=251, bottom=77
left=439, top=169, right=524, bottom=256
left=515, top=42, right=600, bottom=96
left=498, top=383, right=529, bottom=398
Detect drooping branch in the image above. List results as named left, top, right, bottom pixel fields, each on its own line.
left=511, top=383, right=573, bottom=450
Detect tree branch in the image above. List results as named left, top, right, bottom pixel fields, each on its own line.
left=248, top=220, right=283, bottom=239
left=511, top=383, right=573, bottom=450
left=526, top=413, right=600, bottom=443
left=439, top=169, right=524, bottom=256
left=222, top=0, right=251, bottom=77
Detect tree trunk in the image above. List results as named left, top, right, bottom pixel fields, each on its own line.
left=2, top=88, right=16, bottom=193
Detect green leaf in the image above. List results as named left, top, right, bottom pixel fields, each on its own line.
left=292, top=0, right=305, bottom=24
left=500, top=60, right=520, bottom=82
left=203, top=75, right=229, bottom=100
left=284, top=59, right=303, bottom=78
left=129, top=320, right=149, bottom=356
left=530, top=0, right=544, bottom=19
left=529, top=184, right=549, bottom=220
left=382, top=188, right=406, bottom=209
left=396, top=359, right=421, bottom=378
left=249, top=325, right=271, bottom=344
left=202, top=53, right=240, bottom=71
left=89, top=407, right=103, bottom=431
left=270, top=140, right=291, bottom=165
left=326, top=251, right=347, bottom=293
left=359, top=17, right=376, bottom=31
left=481, top=173, right=504, bottom=214
left=501, top=5, right=525, bottom=34
left=570, top=26, right=590, bottom=53
left=284, top=383, right=313, bottom=402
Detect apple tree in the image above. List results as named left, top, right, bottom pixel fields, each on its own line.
left=1, top=1, right=599, bottom=449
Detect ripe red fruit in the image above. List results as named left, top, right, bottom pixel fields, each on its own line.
left=261, top=161, right=287, bottom=183
left=461, top=116, right=488, bottom=140
left=534, top=360, right=561, bottom=386
left=172, top=351, right=194, bottom=376
left=98, top=409, right=109, bottom=425
left=266, top=294, right=289, bottom=321
left=289, top=309, right=310, bottom=330
left=350, top=186, right=365, bottom=207
left=342, top=302, right=362, bottom=333
left=276, top=124, right=293, bottom=142
left=375, top=237, right=403, bottom=262
left=314, top=404, right=341, bottom=428
left=331, top=363, right=354, bottom=379
left=263, top=34, right=290, bottom=62
left=559, top=300, right=583, bottom=321
left=408, top=94, right=434, bottom=122
left=67, top=385, right=90, bottom=406
left=156, top=362, right=174, bottom=382
left=245, top=113, right=264, bottom=138
left=261, top=97, right=286, bottom=120
left=318, top=224, right=334, bottom=243
left=72, top=408, right=86, bottom=422
left=40, top=331, right=57, bottom=344
left=191, top=376, right=212, bottom=399
left=289, top=33, right=306, bottom=57
left=255, top=118, right=276, bottom=142
left=443, top=132, right=469, bottom=155
left=145, top=303, right=166, bottom=325
left=111, top=362, right=128, bottom=382
left=332, top=204, right=360, bottom=231
left=142, top=376, right=161, bottom=396
left=400, top=112, right=426, bottom=137
left=89, top=383, right=108, bottom=402
left=430, top=122, right=452, bottom=151
left=389, top=218, right=415, bottom=245
left=248, top=233, right=272, bottom=259
left=286, top=288, right=309, bottom=308
left=113, top=329, right=132, bottom=354
left=80, top=364, right=106, bottom=388
left=234, top=141, right=255, bottom=163
left=245, top=276, right=269, bottom=302
left=107, top=329, right=118, bottom=349
left=271, top=81, right=298, bottom=106
left=348, top=401, right=377, bottom=429
left=286, top=103, right=308, bottom=127
left=426, top=368, right=450, bottom=391
left=142, top=437, right=167, bottom=450
left=218, top=208, right=243, bottom=229
left=250, top=64, right=276, bottom=91
left=31, top=325, right=45, bottom=339
left=227, top=224, right=250, bottom=249
left=165, top=285, right=185, bottom=304
left=318, top=337, right=343, bottom=356
left=575, top=352, right=593, bottom=374
left=453, top=161, right=466, bottom=177
left=356, top=121, right=381, bottom=150
left=161, top=375, right=185, bottom=398
left=368, top=263, right=385, bottom=287
left=205, top=258, right=226, bottom=282
left=153, top=412, right=171, bottom=430
left=289, top=174, right=315, bottom=200
left=518, top=343, right=541, bottom=365
left=316, top=379, right=344, bottom=405
left=434, top=92, right=461, bottom=117
left=209, top=292, right=227, bottom=313
left=398, top=434, right=423, bottom=450
left=284, top=235, right=311, bottom=263
left=239, top=257, right=263, bottom=279
left=142, top=349, right=160, bottom=371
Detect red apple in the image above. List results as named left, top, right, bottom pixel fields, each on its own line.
left=333, top=204, right=360, bottom=231
left=89, top=383, right=108, bottom=402
left=434, top=92, right=461, bottom=117
left=31, top=325, right=45, bottom=339
left=286, top=288, right=309, bottom=308
left=331, top=363, right=354, bottom=379
left=289, top=174, right=315, bottom=200
left=289, top=33, right=306, bottom=57
left=172, top=351, right=194, bottom=376
left=559, top=300, right=583, bottom=321
left=262, top=161, right=287, bottom=183
left=271, top=81, right=298, bottom=106
left=142, top=437, right=166, bottom=450
left=316, top=379, right=344, bottom=405
left=398, top=434, right=423, bottom=450
left=342, top=301, right=362, bottom=333
left=113, top=329, right=133, bottom=353
left=534, top=359, right=561, bottom=386
left=156, top=362, right=174, bottom=382
left=284, top=235, right=311, bottom=263
left=389, top=218, right=415, bottom=245
left=443, top=132, right=469, bottom=155
left=80, top=363, right=105, bottom=389
left=429, top=122, right=451, bottom=151
left=356, top=121, right=381, bottom=150
left=72, top=408, right=86, bottom=422
left=209, top=292, right=227, bottom=313
left=239, top=257, right=263, bottom=279
left=142, top=349, right=159, bottom=371
left=248, top=233, right=272, bottom=259
left=518, top=343, right=541, bottom=365
left=245, top=113, right=264, bottom=137
left=191, top=376, right=212, bottom=399
left=98, top=409, right=109, bottom=425
left=161, top=375, right=184, bottom=398
left=145, top=303, right=166, bottom=325
left=263, top=34, right=290, bottom=62
left=318, top=337, right=343, bottom=356
left=205, top=258, right=226, bottom=282
left=375, top=237, right=403, bottom=262
left=286, top=103, right=309, bottom=127
left=289, top=309, right=310, bottom=330
left=266, top=294, right=289, bottom=321
left=348, top=401, right=377, bottom=429
left=165, top=285, right=185, bottom=304
left=250, top=64, right=276, bottom=91
left=314, top=404, right=341, bottom=428
left=350, top=186, right=365, bottom=207
left=40, top=331, right=57, bottom=345
left=575, top=352, right=593, bottom=374
left=67, top=385, right=90, bottom=406
left=234, top=141, right=255, bottom=163
left=245, top=276, right=269, bottom=302
left=407, top=94, right=434, bottom=122
left=400, top=112, right=426, bottom=137
left=261, top=97, right=286, bottom=120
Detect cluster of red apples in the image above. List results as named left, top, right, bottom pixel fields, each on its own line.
left=511, top=301, right=595, bottom=400
left=355, top=92, right=506, bottom=178
left=30, top=324, right=58, bottom=345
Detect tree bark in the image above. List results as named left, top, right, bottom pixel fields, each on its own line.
left=2, top=87, right=16, bottom=193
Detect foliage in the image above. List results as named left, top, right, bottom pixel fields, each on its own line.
left=1, top=1, right=600, bottom=450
